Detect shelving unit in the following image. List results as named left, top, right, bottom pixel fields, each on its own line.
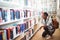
left=0, top=0, right=41, bottom=40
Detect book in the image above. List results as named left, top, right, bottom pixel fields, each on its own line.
left=2, top=30, right=7, bottom=40
left=20, top=24, right=25, bottom=32
left=15, top=10, right=20, bottom=19
left=0, top=31, right=3, bottom=40
left=17, top=24, right=20, bottom=33
left=32, top=29, right=34, bottom=34
left=10, top=9, right=15, bottom=20
left=12, top=27, right=16, bottom=39
left=0, top=8, right=3, bottom=23
left=24, top=23, right=27, bottom=30
left=23, top=10, right=28, bottom=18
left=16, top=27, right=18, bottom=34
left=26, top=31, right=29, bottom=40
left=6, top=28, right=10, bottom=40
left=2, top=9, right=8, bottom=22
left=29, top=29, right=32, bottom=36
left=9, top=27, right=14, bottom=39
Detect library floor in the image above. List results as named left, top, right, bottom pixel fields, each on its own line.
left=31, top=28, right=60, bottom=40
left=15, top=28, right=60, bottom=40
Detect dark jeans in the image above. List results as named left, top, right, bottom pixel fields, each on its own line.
left=42, top=27, right=55, bottom=37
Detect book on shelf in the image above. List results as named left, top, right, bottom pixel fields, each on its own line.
left=16, top=24, right=20, bottom=34
left=20, top=24, right=25, bottom=32
left=2, top=30, right=7, bottom=40
left=32, top=29, right=34, bottom=34
left=0, top=31, right=3, bottom=40
left=6, top=28, right=11, bottom=40
left=26, top=31, right=29, bottom=40
left=2, top=9, right=9, bottom=22
left=24, top=23, right=27, bottom=30
left=20, top=10, right=24, bottom=18
left=29, top=29, right=32, bottom=36
left=30, top=20, right=32, bottom=27
left=0, top=8, right=3, bottom=23
left=29, top=30, right=31, bottom=37
left=9, top=27, right=14, bottom=39
left=10, top=9, right=15, bottom=20
left=15, top=10, right=20, bottom=19
left=26, top=21, right=29, bottom=29
left=23, top=10, right=28, bottom=18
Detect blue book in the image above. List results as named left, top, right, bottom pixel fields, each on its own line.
left=2, top=10, right=8, bottom=22
left=20, top=24, right=25, bottom=32
left=15, top=10, right=20, bottom=19
left=0, top=8, right=2, bottom=18
left=0, top=31, right=3, bottom=40
left=0, top=8, right=3, bottom=23
left=10, top=9, right=15, bottom=20
left=23, top=10, right=26, bottom=17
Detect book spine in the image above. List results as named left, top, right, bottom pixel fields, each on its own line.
left=0, top=8, right=3, bottom=23
left=10, top=28, right=14, bottom=39
left=6, top=29, right=10, bottom=40
left=2, top=10, right=8, bottom=22
left=17, top=25, right=20, bottom=33
left=10, top=9, right=15, bottom=20
left=2, top=30, right=7, bottom=40
left=20, top=24, right=25, bottom=32
left=15, top=10, right=20, bottom=19
left=0, top=31, right=3, bottom=40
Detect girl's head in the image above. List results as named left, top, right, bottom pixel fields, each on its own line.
left=42, top=12, right=48, bottom=19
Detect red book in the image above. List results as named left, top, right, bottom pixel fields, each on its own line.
left=6, top=28, right=10, bottom=40
left=17, top=24, right=20, bottom=33
left=0, top=31, right=3, bottom=40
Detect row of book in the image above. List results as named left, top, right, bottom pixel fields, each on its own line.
left=0, top=8, right=39, bottom=23
left=0, top=19, right=38, bottom=40
left=21, top=28, right=34, bottom=40
left=0, top=19, right=35, bottom=40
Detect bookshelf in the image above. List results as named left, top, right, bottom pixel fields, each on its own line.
left=0, top=0, right=41, bottom=40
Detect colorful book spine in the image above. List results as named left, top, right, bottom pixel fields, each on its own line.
left=20, top=24, right=25, bottom=32
left=15, top=10, right=20, bottom=19
left=10, top=28, right=14, bottom=39
left=24, top=10, right=28, bottom=18
left=32, top=29, right=34, bottom=34
left=26, top=31, right=29, bottom=40
left=10, top=9, right=15, bottom=20
left=0, top=31, right=3, bottom=40
left=2, top=10, right=8, bottom=22
left=24, top=23, right=26, bottom=30
left=16, top=27, right=18, bottom=34
left=17, top=25, right=20, bottom=33
left=3, top=30, right=7, bottom=40
left=0, top=8, right=3, bottom=23
left=26, top=21, right=29, bottom=29
left=6, top=28, right=10, bottom=40
left=24, top=10, right=26, bottom=18
left=30, top=20, right=32, bottom=26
